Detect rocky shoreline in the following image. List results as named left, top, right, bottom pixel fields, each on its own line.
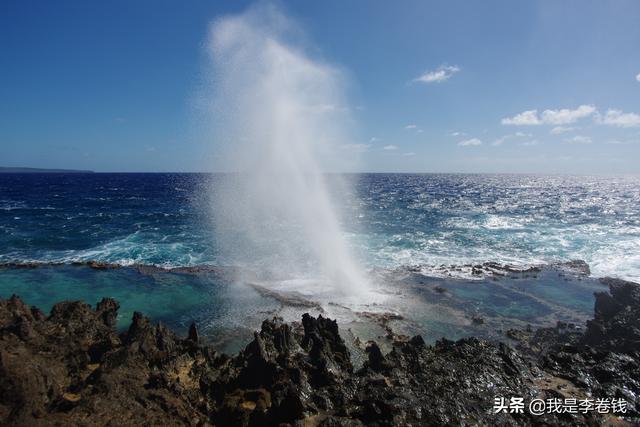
left=0, top=277, right=638, bottom=426
left=0, top=258, right=593, bottom=279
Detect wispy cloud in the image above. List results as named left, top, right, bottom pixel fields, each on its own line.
left=404, top=124, right=423, bottom=134
left=492, top=136, right=508, bottom=146
left=501, top=110, right=541, bottom=125
left=502, top=105, right=595, bottom=126
left=340, top=143, right=371, bottom=152
left=311, top=104, right=350, bottom=113
left=413, top=65, right=460, bottom=84
left=383, top=145, right=398, bottom=150
left=550, top=126, right=576, bottom=134
left=449, top=131, right=466, bottom=137
left=636, top=72, right=640, bottom=82
left=520, top=140, right=538, bottom=146
left=458, top=138, right=482, bottom=146
left=492, top=132, right=531, bottom=146
left=403, top=152, right=416, bottom=156
left=369, top=137, right=380, bottom=143
left=597, top=109, right=640, bottom=128
left=565, top=135, right=592, bottom=144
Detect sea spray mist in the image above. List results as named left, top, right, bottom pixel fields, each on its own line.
left=203, top=4, right=368, bottom=296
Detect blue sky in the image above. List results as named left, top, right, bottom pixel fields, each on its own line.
left=1, top=0, right=639, bottom=173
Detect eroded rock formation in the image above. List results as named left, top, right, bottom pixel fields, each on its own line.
left=0, top=278, right=638, bottom=426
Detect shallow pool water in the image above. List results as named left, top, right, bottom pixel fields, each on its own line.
left=0, top=264, right=606, bottom=352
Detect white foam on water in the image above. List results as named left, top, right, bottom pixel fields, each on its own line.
left=0, top=231, right=212, bottom=269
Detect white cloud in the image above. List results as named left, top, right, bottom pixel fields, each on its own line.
left=564, top=135, right=592, bottom=144
left=383, top=145, right=398, bottom=150
left=492, top=136, right=508, bottom=146
left=404, top=124, right=423, bottom=133
left=501, top=110, right=541, bottom=125
left=403, top=152, right=416, bottom=156
left=369, top=137, right=380, bottom=143
left=311, top=104, right=350, bottom=113
left=492, top=132, right=531, bottom=146
left=458, top=138, right=482, bottom=146
left=541, top=105, right=596, bottom=125
left=597, top=109, right=640, bottom=128
left=504, top=105, right=640, bottom=129
left=521, top=140, right=538, bottom=146
left=550, top=126, right=575, bottom=134
left=340, top=143, right=371, bottom=152
left=636, top=73, right=640, bottom=82
left=413, top=65, right=460, bottom=83
left=502, top=105, right=595, bottom=126
left=449, top=131, right=466, bottom=137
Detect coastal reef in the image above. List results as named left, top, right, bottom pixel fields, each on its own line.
left=0, top=278, right=638, bottom=426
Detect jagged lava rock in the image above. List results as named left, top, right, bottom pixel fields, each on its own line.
left=0, top=278, right=638, bottom=426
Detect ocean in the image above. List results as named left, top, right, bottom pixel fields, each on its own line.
left=1, top=172, right=638, bottom=350
left=2, top=173, right=638, bottom=280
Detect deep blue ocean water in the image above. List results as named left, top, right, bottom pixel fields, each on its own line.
left=1, top=173, right=639, bottom=281
left=0, top=173, right=638, bottom=348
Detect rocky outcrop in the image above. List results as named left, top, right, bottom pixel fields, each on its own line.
left=0, top=278, right=639, bottom=426
left=505, top=277, right=640, bottom=424
left=583, top=277, right=640, bottom=353
left=0, top=296, right=212, bottom=426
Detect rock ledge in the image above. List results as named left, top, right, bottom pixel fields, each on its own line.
left=0, top=278, right=638, bottom=426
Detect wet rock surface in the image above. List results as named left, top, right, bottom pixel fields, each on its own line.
left=0, top=277, right=638, bottom=426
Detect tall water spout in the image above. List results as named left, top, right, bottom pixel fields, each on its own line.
left=205, top=5, right=368, bottom=296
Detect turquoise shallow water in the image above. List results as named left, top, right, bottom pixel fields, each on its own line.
left=0, top=263, right=605, bottom=349
left=368, top=265, right=605, bottom=343
left=0, top=266, right=214, bottom=330
left=0, top=265, right=282, bottom=352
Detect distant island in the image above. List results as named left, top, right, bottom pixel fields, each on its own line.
left=0, top=167, right=94, bottom=173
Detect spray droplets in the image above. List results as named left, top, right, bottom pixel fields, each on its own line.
left=205, top=5, right=368, bottom=295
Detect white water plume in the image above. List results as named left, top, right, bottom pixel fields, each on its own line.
left=204, top=5, right=368, bottom=296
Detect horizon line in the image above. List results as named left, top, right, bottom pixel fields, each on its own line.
left=1, top=167, right=638, bottom=177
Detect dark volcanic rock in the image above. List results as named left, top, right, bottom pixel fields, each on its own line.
left=357, top=336, right=537, bottom=425
left=583, top=277, right=640, bottom=353
left=1, top=279, right=639, bottom=426
left=0, top=295, right=213, bottom=426
left=556, top=260, right=591, bottom=276
left=508, top=278, right=640, bottom=421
